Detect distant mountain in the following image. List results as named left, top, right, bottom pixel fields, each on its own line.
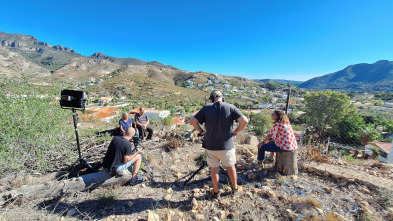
left=90, top=52, right=177, bottom=69
left=299, top=60, right=393, bottom=91
left=253, top=79, right=303, bottom=86
left=0, top=31, right=175, bottom=72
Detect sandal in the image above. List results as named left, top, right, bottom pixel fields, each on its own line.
left=209, top=189, right=221, bottom=199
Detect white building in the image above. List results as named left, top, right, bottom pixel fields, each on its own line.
left=146, top=110, right=171, bottom=119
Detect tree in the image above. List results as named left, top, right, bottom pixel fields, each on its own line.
left=162, top=116, right=174, bottom=127
left=304, top=90, right=357, bottom=139
left=252, top=109, right=273, bottom=136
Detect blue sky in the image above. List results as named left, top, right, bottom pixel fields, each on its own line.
left=1, top=0, right=393, bottom=81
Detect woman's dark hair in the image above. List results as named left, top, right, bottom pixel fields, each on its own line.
left=273, top=110, right=290, bottom=124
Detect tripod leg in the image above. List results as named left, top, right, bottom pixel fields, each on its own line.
left=183, top=162, right=208, bottom=187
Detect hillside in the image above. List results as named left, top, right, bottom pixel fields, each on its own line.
left=253, top=79, right=303, bottom=86
left=0, top=30, right=260, bottom=98
left=299, top=60, right=393, bottom=91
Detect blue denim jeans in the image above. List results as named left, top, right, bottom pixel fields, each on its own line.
left=257, top=143, right=288, bottom=161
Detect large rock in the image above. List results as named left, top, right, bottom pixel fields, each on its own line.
left=245, top=136, right=259, bottom=146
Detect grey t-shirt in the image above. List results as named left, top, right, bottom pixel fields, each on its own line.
left=194, top=101, right=243, bottom=150
left=135, top=113, right=149, bottom=125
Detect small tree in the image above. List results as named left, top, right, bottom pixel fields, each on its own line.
left=252, top=109, right=273, bottom=136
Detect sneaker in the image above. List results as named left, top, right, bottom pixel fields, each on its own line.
left=209, top=188, right=221, bottom=200
left=116, top=169, right=131, bottom=177
left=232, top=186, right=243, bottom=196
left=252, top=162, right=265, bottom=168
left=130, top=176, right=145, bottom=185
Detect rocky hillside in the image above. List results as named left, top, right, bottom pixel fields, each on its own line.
left=299, top=60, right=393, bottom=91
left=0, top=31, right=259, bottom=96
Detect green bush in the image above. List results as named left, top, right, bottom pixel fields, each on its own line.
left=0, top=79, right=75, bottom=174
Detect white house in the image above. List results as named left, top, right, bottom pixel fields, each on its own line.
left=258, top=103, right=271, bottom=109
left=146, top=110, right=171, bottom=119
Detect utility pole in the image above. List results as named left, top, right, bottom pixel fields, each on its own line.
left=285, top=85, right=291, bottom=114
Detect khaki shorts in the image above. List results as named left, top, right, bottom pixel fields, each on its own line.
left=206, top=148, right=236, bottom=168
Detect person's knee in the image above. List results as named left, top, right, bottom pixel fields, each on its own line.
left=211, top=167, right=219, bottom=173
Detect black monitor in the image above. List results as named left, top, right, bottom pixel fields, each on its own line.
left=60, top=89, right=87, bottom=110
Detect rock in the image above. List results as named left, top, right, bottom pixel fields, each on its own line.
left=141, top=184, right=146, bottom=188
left=166, top=210, right=175, bottom=221
left=245, top=136, right=259, bottom=146
left=127, top=201, right=134, bottom=208
left=245, top=149, right=254, bottom=157
left=191, top=198, right=199, bottom=209
left=148, top=210, right=160, bottom=221
left=360, top=187, right=371, bottom=194
left=247, top=173, right=256, bottom=179
left=347, top=178, right=356, bottom=183
left=175, top=172, right=183, bottom=179
left=212, top=217, right=220, bottom=221
left=164, top=194, right=172, bottom=201
left=213, top=210, right=224, bottom=219
left=67, top=208, right=77, bottom=216
left=193, top=192, right=200, bottom=198
left=195, top=214, right=205, bottom=221
left=167, top=188, right=173, bottom=193
left=261, top=186, right=271, bottom=192
left=238, top=159, right=246, bottom=164
left=245, top=191, right=253, bottom=198
left=285, top=209, right=297, bottom=219
left=193, top=188, right=200, bottom=193
left=266, top=190, right=276, bottom=198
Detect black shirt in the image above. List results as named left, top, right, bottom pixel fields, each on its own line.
left=102, top=136, right=132, bottom=171
left=194, top=101, right=243, bottom=150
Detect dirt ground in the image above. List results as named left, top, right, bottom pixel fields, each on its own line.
left=1, top=136, right=393, bottom=221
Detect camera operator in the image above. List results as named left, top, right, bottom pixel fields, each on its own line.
left=191, top=90, right=248, bottom=198
left=102, top=127, right=143, bottom=182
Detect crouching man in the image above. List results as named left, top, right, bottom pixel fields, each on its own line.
left=102, top=127, right=143, bottom=182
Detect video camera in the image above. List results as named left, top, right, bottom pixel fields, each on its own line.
left=132, top=134, right=143, bottom=149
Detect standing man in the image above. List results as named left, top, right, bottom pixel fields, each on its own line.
left=102, top=127, right=143, bottom=182
left=135, top=107, right=153, bottom=141
left=191, top=90, right=249, bottom=198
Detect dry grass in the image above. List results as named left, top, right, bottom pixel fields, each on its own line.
left=304, top=145, right=329, bottom=163
left=295, top=196, right=323, bottom=209
left=166, top=137, right=183, bottom=150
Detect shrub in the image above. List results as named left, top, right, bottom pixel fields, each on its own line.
left=0, top=79, right=75, bottom=174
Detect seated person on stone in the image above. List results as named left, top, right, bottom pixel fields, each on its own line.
left=102, top=127, right=143, bottom=182
left=119, top=112, right=133, bottom=136
left=135, top=107, right=153, bottom=141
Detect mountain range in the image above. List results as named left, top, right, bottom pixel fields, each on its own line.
left=298, top=60, right=393, bottom=91
left=1, top=30, right=393, bottom=92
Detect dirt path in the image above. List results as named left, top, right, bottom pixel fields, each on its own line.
left=299, top=161, right=393, bottom=190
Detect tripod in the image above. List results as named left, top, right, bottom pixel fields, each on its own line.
left=132, top=136, right=152, bottom=174
left=72, top=109, right=96, bottom=174
left=183, top=158, right=230, bottom=187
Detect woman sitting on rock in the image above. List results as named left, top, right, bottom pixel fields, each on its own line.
left=254, top=110, right=297, bottom=167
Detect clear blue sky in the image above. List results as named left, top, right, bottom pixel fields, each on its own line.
left=1, top=0, right=393, bottom=81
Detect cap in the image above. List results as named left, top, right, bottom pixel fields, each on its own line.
left=210, top=90, right=223, bottom=98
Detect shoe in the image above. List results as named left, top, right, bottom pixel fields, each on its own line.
left=266, top=156, right=275, bottom=163
left=130, top=176, right=145, bottom=185
left=252, top=162, right=265, bottom=168
left=116, top=169, right=131, bottom=177
left=232, top=186, right=243, bottom=196
left=209, top=188, right=221, bottom=200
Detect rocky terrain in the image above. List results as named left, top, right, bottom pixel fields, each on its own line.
left=1, top=132, right=393, bottom=221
